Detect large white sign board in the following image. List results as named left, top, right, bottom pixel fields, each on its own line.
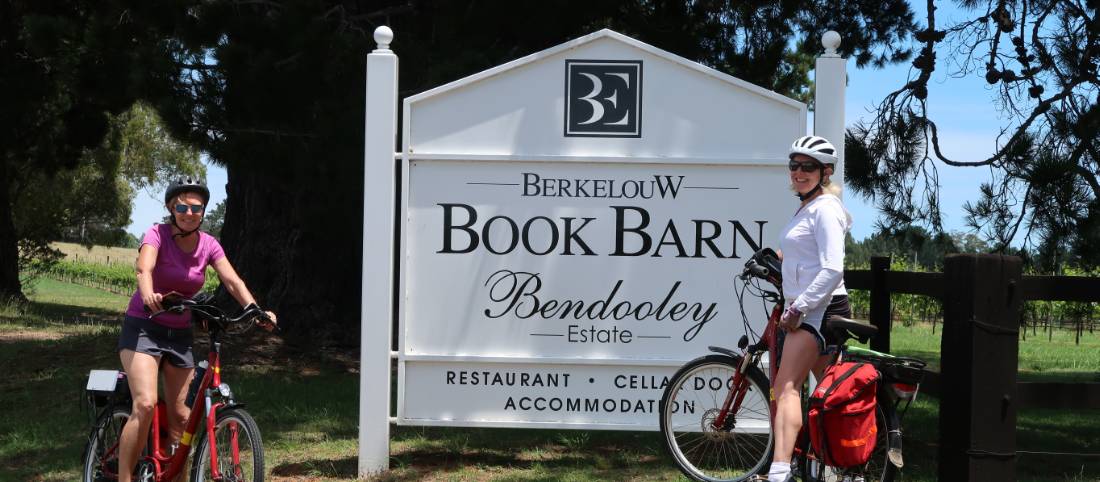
left=397, top=30, right=806, bottom=430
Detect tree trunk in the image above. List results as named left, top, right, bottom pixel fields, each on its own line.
left=0, top=161, right=25, bottom=302
left=217, top=163, right=363, bottom=346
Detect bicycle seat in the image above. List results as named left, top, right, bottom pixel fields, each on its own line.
left=827, top=316, right=878, bottom=344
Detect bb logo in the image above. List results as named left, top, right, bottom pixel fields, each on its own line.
left=564, top=60, right=643, bottom=137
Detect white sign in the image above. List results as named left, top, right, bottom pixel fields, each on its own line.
left=396, top=30, right=806, bottom=430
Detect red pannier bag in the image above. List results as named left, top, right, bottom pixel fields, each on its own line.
left=807, top=361, right=881, bottom=467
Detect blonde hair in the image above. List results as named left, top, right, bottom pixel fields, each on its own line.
left=822, top=177, right=843, bottom=197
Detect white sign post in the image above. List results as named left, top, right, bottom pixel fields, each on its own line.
left=814, top=31, right=847, bottom=189
left=359, top=27, right=847, bottom=475
left=359, top=26, right=398, bottom=477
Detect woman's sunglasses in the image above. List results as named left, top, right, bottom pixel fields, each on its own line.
left=174, top=204, right=205, bottom=214
left=788, top=160, right=823, bottom=173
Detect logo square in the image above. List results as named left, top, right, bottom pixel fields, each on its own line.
left=564, top=60, right=643, bottom=137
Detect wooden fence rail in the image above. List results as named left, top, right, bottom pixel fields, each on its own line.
left=843, top=255, right=1100, bottom=480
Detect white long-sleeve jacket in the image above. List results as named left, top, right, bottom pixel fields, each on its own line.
left=779, top=193, right=852, bottom=330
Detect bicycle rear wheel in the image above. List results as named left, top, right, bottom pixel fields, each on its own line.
left=659, top=355, right=773, bottom=482
left=190, top=407, right=264, bottom=481
left=802, top=402, right=899, bottom=482
left=81, top=405, right=130, bottom=482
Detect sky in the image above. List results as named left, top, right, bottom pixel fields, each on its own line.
left=840, top=48, right=1003, bottom=240
left=127, top=4, right=1003, bottom=242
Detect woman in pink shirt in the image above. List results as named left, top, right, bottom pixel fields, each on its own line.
left=116, top=178, right=277, bottom=482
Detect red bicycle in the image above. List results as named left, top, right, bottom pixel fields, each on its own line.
left=82, top=293, right=269, bottom=481
left=658, top=249, right=925, bottom=482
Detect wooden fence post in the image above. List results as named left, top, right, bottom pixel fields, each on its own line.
left=938, top=254, right=1022, bottom=481
left=869, top=256, right=891, bottom=352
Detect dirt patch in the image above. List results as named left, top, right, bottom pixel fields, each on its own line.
left=0, top=329, right=67, bottom=342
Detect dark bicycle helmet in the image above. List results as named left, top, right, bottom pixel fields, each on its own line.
left=164, top=177, right=210, bottom=206
left=164, top=177, right=210, bottom=238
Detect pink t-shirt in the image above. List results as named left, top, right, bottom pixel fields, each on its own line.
left=126, top=224, right=226, bottom=328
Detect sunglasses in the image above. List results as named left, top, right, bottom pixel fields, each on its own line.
left=788, top=160, right=823, bottom=173
left=174, top=204, right=205, bottom=214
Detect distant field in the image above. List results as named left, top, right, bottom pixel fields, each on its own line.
left=51, top=242, right=136, bottom=267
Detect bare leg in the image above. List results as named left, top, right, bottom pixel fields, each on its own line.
left=771, top=330, right=820, bottom=464
left=161, top=362, right=194, bottom=482
left=161, top=362, right=194, bottom=444
left=118, top=350, right=160, bottom=482
left=811, top=353, right=834, bottom=382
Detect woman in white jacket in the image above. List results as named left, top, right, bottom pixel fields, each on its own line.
left=757, top=135, right=853, bottom=482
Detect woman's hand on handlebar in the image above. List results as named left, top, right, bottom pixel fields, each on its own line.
left=257, top=310, right=278, bottom=332
left=142, top=292, right=165, bottom=313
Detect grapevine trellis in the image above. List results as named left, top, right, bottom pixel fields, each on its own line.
left=848, top=259, right=1098, bottom=345
left=30, top=258, right=221, bottom=296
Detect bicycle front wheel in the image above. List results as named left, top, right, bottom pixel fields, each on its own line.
left=81, top=405, right=130, bottom=482
left=659, top=354, right=774, bottom=482
left=190, top=407, right=264, bottom=482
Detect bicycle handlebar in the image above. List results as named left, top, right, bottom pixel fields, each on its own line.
left=739, top=248, right=782, bottom=289
left=740, top=259, right=770, bottom=280
left=148, top=294, right=271, bottom=329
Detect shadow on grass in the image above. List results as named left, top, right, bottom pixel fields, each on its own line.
left=267, top=423, right=672, bottom=480
left=0, top=329, right=120, bottom=480
left=271, top=456, right=359, bottom=478
left=1016, top=407, right=1100, bottom=480
left=0, top=299, right=122, bottom=328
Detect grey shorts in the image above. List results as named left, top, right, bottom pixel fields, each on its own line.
left=117, top=315, right=195, bottom=368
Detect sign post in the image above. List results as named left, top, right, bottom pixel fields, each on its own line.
left=814, top=31, right=847, bottom=189
left=359, top=26, right=397, bottom=477
left=395, top=29, right=805, bottom=430
left=358, top=27, right=848, bottom=474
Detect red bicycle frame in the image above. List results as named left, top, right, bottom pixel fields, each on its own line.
left=710, top=303, right=783, bottom=431
left=117, top=344, right=237, bottom=481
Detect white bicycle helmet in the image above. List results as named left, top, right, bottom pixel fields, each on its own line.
left=789, top=135, right=838, bottom=166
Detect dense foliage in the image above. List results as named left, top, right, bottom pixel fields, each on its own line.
left=108, top=0, right=917, bottom=343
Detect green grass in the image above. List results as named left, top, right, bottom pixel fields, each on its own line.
left=849, top=320, right=1100, bottom=383
left=18, top=277, right=130, bottom=313
left=2, top=279, right=1099, bottom=481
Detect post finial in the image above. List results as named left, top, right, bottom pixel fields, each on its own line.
left=822, top=31, right=841, bottom=56
left=374, top=26, right=394, bottom=51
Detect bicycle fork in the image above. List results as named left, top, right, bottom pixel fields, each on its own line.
left=711, top=353, right=757, bottom=431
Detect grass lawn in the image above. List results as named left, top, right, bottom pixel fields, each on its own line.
left=1, top=279, right=1098, bottom=481
left=851, top=320, right=1100, bottom=383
